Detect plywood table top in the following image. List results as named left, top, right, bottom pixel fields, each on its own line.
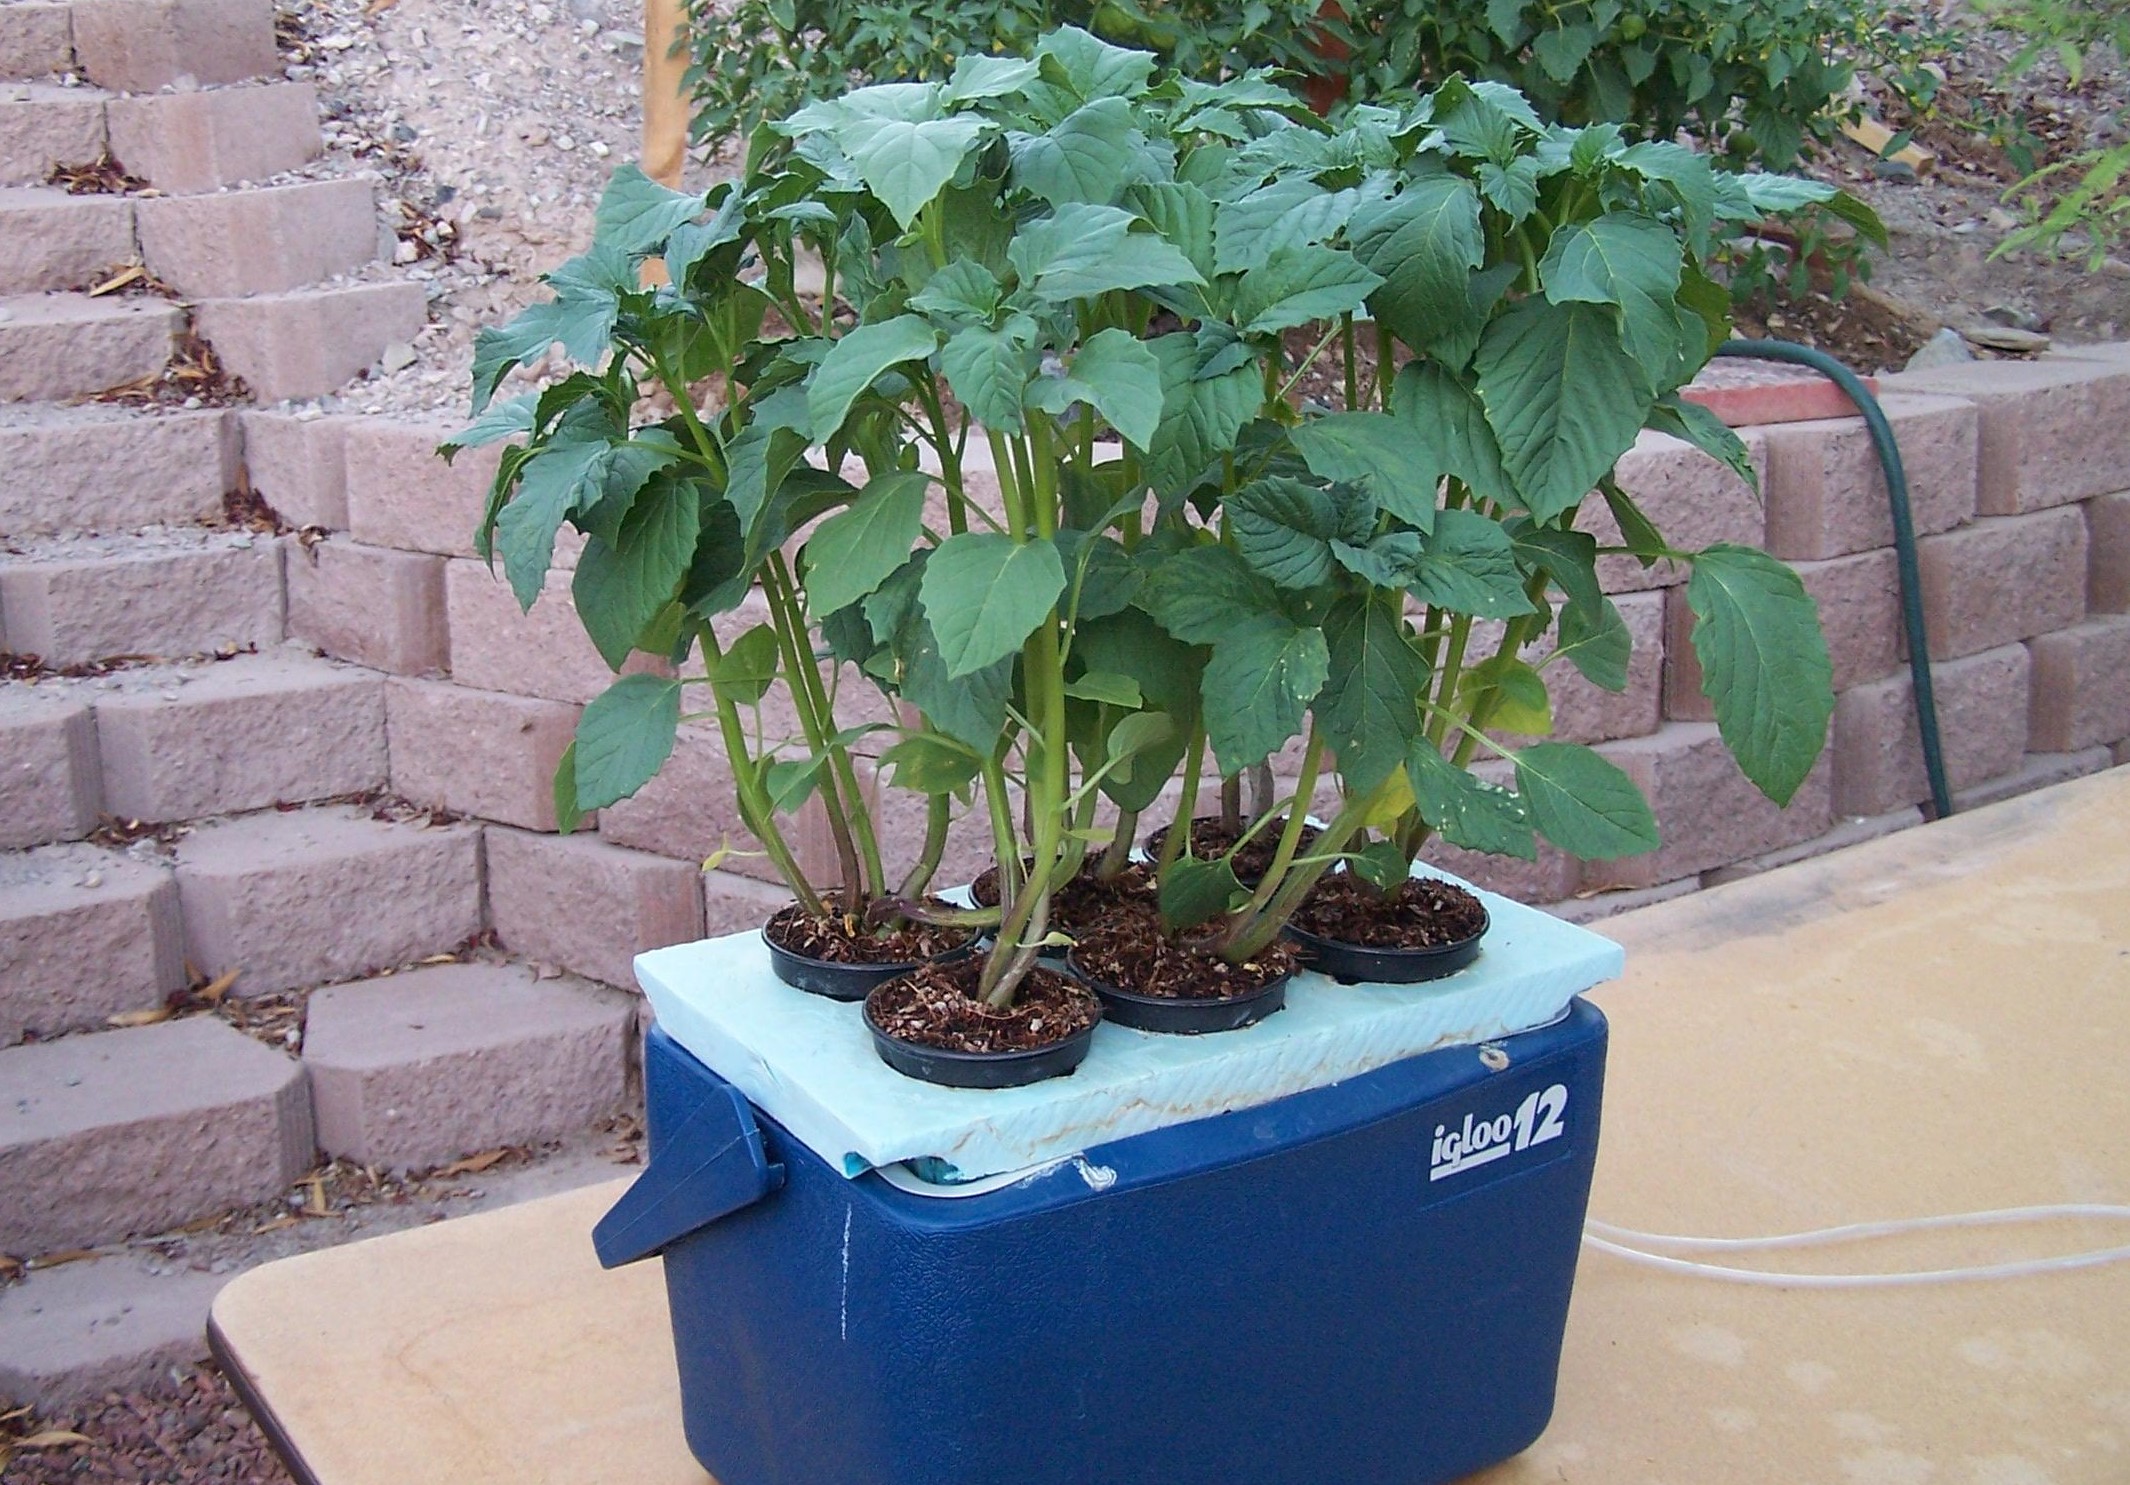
left=212, top=768, right=2130, bottom=1485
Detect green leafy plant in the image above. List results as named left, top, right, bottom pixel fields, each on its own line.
left=1977, top=0, right=2130, bottom=268
left=452, top=29, right=1861, bottom=1017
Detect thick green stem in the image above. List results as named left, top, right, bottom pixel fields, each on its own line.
left=759, top=558, right=865, bottom=905
left=897, top=793, right=951, bottom=899
left=1098, top=806, right=1138, bottom=878
left=1341, top=314, right=1359, bottom=412
left=770, top=552, right=886, bottom=897
left=1219, top=776, right=1397, bottom=961
left=1236, top=727, right=1324, bottom=921
left=695, top=624, right=824, bottom=916
left=1160, top=722, right=1208, bottom=874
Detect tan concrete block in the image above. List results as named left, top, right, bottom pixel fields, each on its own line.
left=1583, top=722, right=1834, bottom=890
left=1887, top=355, right=2130, bottom=514
left=445, top=559, right=672, bottom=705
left=175, top=806, right=484, bottom=995
left=193, top=282, right=427, bottom=403
left=345, top=417, right=499, bottom=557
left=1953, top=746, right=2115, bottom=812
left=0, top=845, right=184, bottom=1045
left=104, top=81, right=321, bottom=193
left=2027, top=615, right=2130, bottom=752
left=0, top=690, right=101, bottom=850
left=287, top=536, right=446, bottom=675
left=240, top=409, right=352, bottom=530
left=0, top=534, right=283, bottom=665
left=69, top=0, right=277, bottom=91
left=1831, top=642, right=2032, bottom=817
left=486, top=827, right=710, bottom=988
left=0, top=5, right=75, bottom=79
left=92, top=655, right=386, bottom=822
left=0, top=404, right=234, bottom=539
left=1699, top=805, right=1925, bottom=887
left=2090, top=490, right=2130, bottom=614
left=0, top=187, right=135, bottom=295
left=1586, top=428, right=1767, bottom=594
left=0, top=86, right=104, bottom=187
left=303, top=963, right=632, bottom=1169
left=1917, top=508, right=2087, bottom=659
left=385, top=678, right=578, bottom=832
left=0, top=1253, right=226, bottom=1406
left=136, top=177, right=378, bottom=298
left=1760, top=393, right=1979, bottom=561
left=0, top=1016, right=312, bottom=1254
left=0, top=292, right=179, bottom=403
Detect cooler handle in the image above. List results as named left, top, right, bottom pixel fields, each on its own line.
left=593, top=1080, right=785, bottom=1268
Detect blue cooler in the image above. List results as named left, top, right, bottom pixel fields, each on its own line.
left=595, top=997, right=1607, bottom=1485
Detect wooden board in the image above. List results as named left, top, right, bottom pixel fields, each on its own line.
left=212, top=768, right=2130, bottom=1485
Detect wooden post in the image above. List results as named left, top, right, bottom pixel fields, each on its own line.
left=642, top=0, right=689, bottom=187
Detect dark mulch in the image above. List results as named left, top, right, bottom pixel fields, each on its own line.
left=1070, top=914, right=1300, bottom=1001
left=864, top=958, right=1099, bottom=1054
left=764, top=897, right=972, bottom=966
left=1142, top=817, right=1320, bottom=886
left=968, top=859, right=1159, bottom=931
left=1290, top=873, right=1487, bottom=949
left=0, top=1365, right=292, bottom=1483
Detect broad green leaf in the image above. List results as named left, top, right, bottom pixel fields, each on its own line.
left=940, top=317, right=1038, bottom=432
left=1103, top=710, right=1177, bottom=786
left=838, top=115, right=986, bottom=228
left=947, top=53, right=1039, bottom=102
left=1138, top=543, right=1283, bottom=645
left=470, top=300, right=581, bottom=413
left=662, top=188, right=745, bottom=284
left=1130, top=181, right=1217, bottom=282
left=1531, top=22, right=1597, bottom=82
left=572, top=470, right=700, bottom=669
left=1159, top=853, right=1249, bottom=933
left=765, top=754, right=827, bottom=813
left=1291, top=412, right=1440, bottom=531
left=1350, top=839, right=1412, bottom=893
left=1036, top=24, right=1157, bottom=102
left=1064, top=671, right=1144, bottom=707
left=1331, top=529, right=1422, bottom=588
left=1392, top=361, right=1516, bottom=507
left=1513, top=741, right=1659, bottom=858
left=1007, top=204, right=1206, bottom=302
left=801, top=470, right=931, bottom=617
left=1617, top=141, right=1717, bottom=252
left=1475, top=298, right=1651, bottom=523
left=1646, top=396, right=1758, bottom=494
left=1408, top=741, right=1537, bottom=859
left=712, top=623, right=780, bottom=705
left=1478, top=156, right=1542, bottom=222
left=1011, top=97, right=1139, bottom=207
left=1057, top=529, right=1141, bottom=622
left=1540, top=214, right=1687, bottom=384
left=1202, top=615, right=1329, bottom=775
left=721, top=418, right=808, bottom=538
left=1406, top=508, right=1536, bottom=618
left=1024, top=327, right=1164, bottom=450
left=1348, top=176, right=1486, bottom=356
left=1233, top=245, right=1385, bottom=337
left=593, top=164, right=705, bottom=255
left=1141, top=333, right=1262, bottom=502
left=879, top=733, right=981, bottom=793
left=901, top=629, right=1015, bottom=750
left=807, top=316, right=941, bottom=442
left=1686, top=545, right=1833, bottom=806
left=918, top=533, right=1066, bottom=677
left=909, top=259, right=1003, bottom=323
left=553, top=740, right=583, bottom=834
left=1228, top=477, right=1369, bottom=590
left=1212, top=177, right=1359, bottom=275
left=573, top=674, right=683, bottom=810
left=1463, top=653, right=1552, bottom=735
left=442, top=394, right=535, bottom=456
left=1554, top=594, right=1633, bottom=693
left=1072, top=606, right=1203, bottom=718
left=1317, top=597, right=1428, bottom=793
left=499, top=439, right=671, bottom=610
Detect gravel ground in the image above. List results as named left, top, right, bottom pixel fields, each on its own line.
left=1, top=1370, right=292, bottom=1484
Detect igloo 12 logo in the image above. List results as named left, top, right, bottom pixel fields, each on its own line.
left=1428, top=1083, right=1568, bottom=1183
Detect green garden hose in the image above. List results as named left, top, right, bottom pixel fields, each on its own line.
left=1713, top=340, right=1955, bottom=820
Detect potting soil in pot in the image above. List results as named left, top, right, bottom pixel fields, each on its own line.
left=633, top=871, right=1623, bottom=1182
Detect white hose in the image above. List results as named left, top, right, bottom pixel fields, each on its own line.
left=1583, top=1204, right=2130, bottom=1288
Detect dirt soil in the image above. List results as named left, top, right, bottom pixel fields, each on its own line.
left=1289, top=873, right=1488, bottom=950
left=865, top=959, right=1100, bottom=1053
left=763, top=897, right=973, bottom=964
left=1069, top=916, right=1300, bottom=1001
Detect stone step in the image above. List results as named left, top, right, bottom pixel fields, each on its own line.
left=137, top=175, right=380, bottom=298
left=70, top=0, right=280, bottom=94
left=0, top=527, right=284, bottom=666
left=0, top=82, right=106, bottom=186
left=195, top=280, right=427, bottom=403
left=0, top=5, right=76, bottom=81
left=0, top=1015, right=313, bottom=1256
left=1, top=842, right=186, bottom=1045
left=57, top=651, right=387, bottom=824
left=175, top=804, right=483, bottom=995
left=0, top=185, right=134, bottom=295
left=0, top=688, right=100, bottom=851
left=106, top=80, right=322, bottom=194
left=0, top=290, right=180, bottom=402
left=0, top=402, right=235, bottom=539
left=304, top=962, right=636, bottom=1171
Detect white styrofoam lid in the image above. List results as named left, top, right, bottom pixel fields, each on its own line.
left=635, top=876, right=1623, bottom=1182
